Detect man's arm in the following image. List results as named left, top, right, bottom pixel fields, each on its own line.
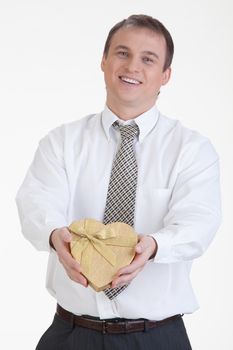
left=152, top=139, right=221, bottom=264
left=16, top=127, right=87, bottom=286
left=16, top=127, right=69, bottom=251
left=112, top=137, right=221, bottom=287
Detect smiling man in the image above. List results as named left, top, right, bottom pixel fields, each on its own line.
left=101, top=26, right=171, bottom=119
left=16, top=15, right=221, bottom=350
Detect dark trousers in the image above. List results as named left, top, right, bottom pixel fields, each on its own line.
left=36, top=313, right=192, bottom=350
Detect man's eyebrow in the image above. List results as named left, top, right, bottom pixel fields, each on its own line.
left=142, top=51, right=159, bottom=60
left=114, top=45, right=129, bottom=51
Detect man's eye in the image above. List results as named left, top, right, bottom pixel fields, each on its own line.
left=117, top=51, right=128, bottom=57
left=143, top=57, right=153, bottom=64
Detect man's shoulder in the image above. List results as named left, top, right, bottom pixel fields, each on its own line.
left=159, top=112, right=209, bottom=144
left=46, top=112, right=101, bottom=139
left=58, top=112, right=100, bottom=132
left=37, top=113, right=101, bottom=152
left=158, top=112, right=218, bottom=161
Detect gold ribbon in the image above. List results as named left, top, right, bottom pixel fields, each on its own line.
left=70, top=221, right=117, bottom=266
left=69, top=219, right=136, bottom=267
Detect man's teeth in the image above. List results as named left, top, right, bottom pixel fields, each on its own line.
left=120, top=76, right=140, bottom=85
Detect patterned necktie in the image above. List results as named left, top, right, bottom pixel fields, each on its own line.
left=103, top=121, right=139, bottom=300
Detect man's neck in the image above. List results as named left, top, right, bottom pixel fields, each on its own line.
left=106, top=101, right=156, bottom=121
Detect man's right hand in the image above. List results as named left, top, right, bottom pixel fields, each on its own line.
left=50, top=227, right=88, bottom=287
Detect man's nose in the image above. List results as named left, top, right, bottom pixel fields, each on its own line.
left=125, top=57, right=140, bottom=72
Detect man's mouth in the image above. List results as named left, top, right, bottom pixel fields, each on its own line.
left=119, top=76, right=142, bottom=85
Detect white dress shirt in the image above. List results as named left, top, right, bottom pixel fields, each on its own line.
left=16, top=104, right=221, bottom=320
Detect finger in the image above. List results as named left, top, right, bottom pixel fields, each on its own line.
left=60, top=253, right=88, bottom=286
left=60, top=254, right=88, bottom=287
left=52, top=228, right=88, bottom=287
left=135, top=237, right=152, bottom=254
left=112, top=267, right=143, bottom=287
left=61, top=229, right=72, bottom=243
left=67, top=270, right=88, bottom=287
left=60, top=250, right=81, bottom=272
left=56, top=238, right=78, bottom=266
left=113, top=267, right=143, bottom=286
left=116, top=253, right=148, bottom=276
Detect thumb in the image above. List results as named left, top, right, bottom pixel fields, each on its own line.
left=135, top=236, right=153, bottom=254
left=135, top=241, right=145, bottom=254
left=62, top=229, right=72, bottom=243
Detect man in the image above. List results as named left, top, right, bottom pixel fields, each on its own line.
left=16, top=14, right=221, bottom=350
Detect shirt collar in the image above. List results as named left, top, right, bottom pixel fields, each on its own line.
left=101, top=104, right=159, bottom=143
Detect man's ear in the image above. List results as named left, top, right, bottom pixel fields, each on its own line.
left=101, top=55, right=106, bottom=72
left=161, top=67, right=171, bottom=86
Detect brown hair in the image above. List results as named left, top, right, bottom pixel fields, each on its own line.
left=103, top=14, right=174, bottom=71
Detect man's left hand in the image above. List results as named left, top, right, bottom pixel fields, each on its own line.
left=111, top=235, right=157, bottom=288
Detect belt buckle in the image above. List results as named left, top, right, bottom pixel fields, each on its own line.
left=102, top=320, right=107, bottom=334
left=144, top=320, right=149, bottom=332
left=124, top=321, right=130, bottom=333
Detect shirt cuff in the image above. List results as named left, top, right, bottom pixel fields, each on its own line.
left=148, top=231, right=172, bottom=263
left=46, top=220, right=68, bottom=246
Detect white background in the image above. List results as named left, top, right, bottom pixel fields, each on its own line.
left=0, top=0, right=232, bottom=349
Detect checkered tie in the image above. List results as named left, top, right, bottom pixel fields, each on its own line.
left=103, top=121, right=139, bottom=300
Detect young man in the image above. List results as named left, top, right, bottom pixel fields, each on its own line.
left=16, top=15, right=221, bottom=350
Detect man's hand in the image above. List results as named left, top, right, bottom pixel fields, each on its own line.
left=111, top=235, right=157, bottom=288
left=50, top=227, right=88, bottom=287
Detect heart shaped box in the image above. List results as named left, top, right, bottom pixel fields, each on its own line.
left=69, top=219, right=138, bottom=292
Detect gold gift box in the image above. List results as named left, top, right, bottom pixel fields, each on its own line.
left=69, top=219, right=138, bottom=292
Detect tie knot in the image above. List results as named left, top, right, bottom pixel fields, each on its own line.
left=113, top=121, right=139, bottom=140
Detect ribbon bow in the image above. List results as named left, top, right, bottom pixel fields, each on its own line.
left=70, top=220, right=117, bottom=266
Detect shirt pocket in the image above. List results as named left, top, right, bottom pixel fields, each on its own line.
left=135, top=187, right=172, bottom=233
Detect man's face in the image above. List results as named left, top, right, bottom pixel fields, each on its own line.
left=101, top=26, right=171, bottom=115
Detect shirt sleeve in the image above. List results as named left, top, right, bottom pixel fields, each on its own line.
left=16, top=127, right=69, bottom=251
left=150, top=135, right=222, bottom=264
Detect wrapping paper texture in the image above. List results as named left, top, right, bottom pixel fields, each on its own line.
left=69, top=219, right=138, bottom=291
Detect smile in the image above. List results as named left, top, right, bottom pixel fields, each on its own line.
left=119, top=76, right=142, bottom=85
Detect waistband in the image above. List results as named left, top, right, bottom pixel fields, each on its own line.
left=56, top=304, right=182, bottom=334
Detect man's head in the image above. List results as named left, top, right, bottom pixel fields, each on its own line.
left=103, top=14, right=174, bottom=72
left=101, top=15, right=174, bottom=119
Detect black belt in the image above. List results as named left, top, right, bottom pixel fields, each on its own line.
left=56, top=304, right=182, bottom=334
